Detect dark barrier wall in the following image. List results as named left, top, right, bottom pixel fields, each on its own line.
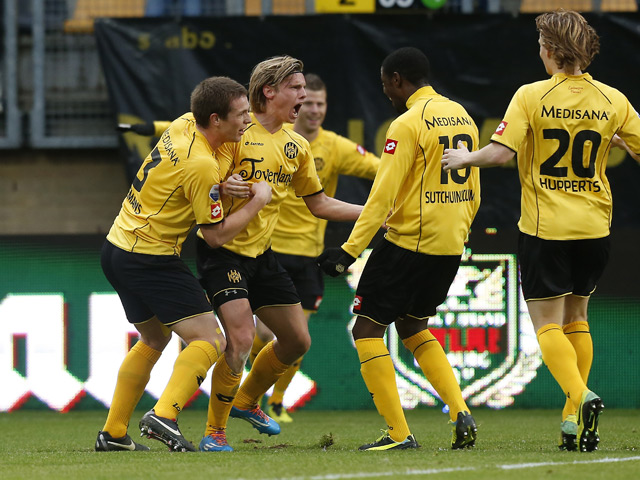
left=1, top=233, right=638, bottom=412
left=95, top=13, right=640, bottom=230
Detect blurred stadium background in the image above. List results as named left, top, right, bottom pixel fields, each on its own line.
left=0, top=1, right=638, bottom=414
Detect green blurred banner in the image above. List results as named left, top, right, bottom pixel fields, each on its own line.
left=1, top=234, right=638, bottom=412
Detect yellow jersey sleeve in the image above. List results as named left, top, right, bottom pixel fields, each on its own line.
left=334, top=134, right=380, bottom=182
left=616, top=94, right=640, bottom=158
left=183, top=150, right=224, bottom=226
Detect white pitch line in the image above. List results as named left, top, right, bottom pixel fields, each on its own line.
left=499, top=455, right=640, bottom=470
left=236, top=456, right=640, bottom=480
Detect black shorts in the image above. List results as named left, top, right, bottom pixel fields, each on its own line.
left=518, top=232, right=610, bottom=301
left=100, top=240, right=213, bottom=325
left=274, top=252, right=324, bottom=311
left=196, top=238, right=300, bottom=312
left=353, top=239, right=461, bottom=325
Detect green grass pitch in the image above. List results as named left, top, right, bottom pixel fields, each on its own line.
left=1, top=408, right=638, bottom=479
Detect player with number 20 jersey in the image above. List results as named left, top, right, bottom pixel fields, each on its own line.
left=492, top=74, right=640, bottom=240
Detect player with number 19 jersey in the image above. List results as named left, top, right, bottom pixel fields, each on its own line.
left=107, top=113, right=225, bottom=255
left=492, top=72, right=640, bottom=240
left=342, top=86, right=480, bottom=258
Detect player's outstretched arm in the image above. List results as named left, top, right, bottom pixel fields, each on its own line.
left=303, top=192, right=362, bottom=222
left=612, top=134, right=640, bottom=162
left=442, top=141, right=514, bottom=171
left=199, top=181, right=271, bottom=248
left=116, top=121, right=170, bottom=137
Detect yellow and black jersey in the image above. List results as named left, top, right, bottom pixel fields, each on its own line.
left=213, top=120, right=323, bottom=258
left=107, top=112, right=224, bottom=255
left=492, top=72, right=640, bottom=240
left=342, top=86, right=480, bottom=257
left=271, top=127, right=380, bottom=257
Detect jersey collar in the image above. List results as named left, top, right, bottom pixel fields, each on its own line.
left=406, top=86, right=438, bottom=109
left=552, top=72, right=593, bottom=82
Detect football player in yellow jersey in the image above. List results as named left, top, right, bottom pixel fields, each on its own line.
left=247, top=73, right=380, bottom=423
left=196, top=56, right=363, bottom=452
left=442, top=10, right=640, bottom=453
left=95, top=77, right=272, bottom=452
left=318, top=47, right=480, bottom=451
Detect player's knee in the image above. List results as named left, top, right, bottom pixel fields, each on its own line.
left=230, top=329, right=256, bottom=356
left=291, top=332, right=311, bottom=358
left=139, top=332, right=172, bottom=351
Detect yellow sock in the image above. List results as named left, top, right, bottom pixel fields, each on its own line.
left=562, top=321, right=592, bottom=419
left=269, top=355, right=302, bottom=405
left=403, top=330, right=469, bottom=422
left=234, top=341, right=289, bottom=410
left=103, top=341, right=161, bottom=437
left=249, top=334, right=270, bottom=366
left=537, top=324, right=587, bottom=411
left=154, top=340, right=219, bottom=419
left=204, top=353, right=242, bottom=435
left=355, top=338, right=411, bottom=442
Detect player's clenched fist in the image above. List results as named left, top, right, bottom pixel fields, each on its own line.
left=316, top=248, right=356, bottom=277
left=250, top=181, right=272, bottom=206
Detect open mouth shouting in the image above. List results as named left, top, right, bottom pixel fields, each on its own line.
left=292, top=103, right=303, bottom=119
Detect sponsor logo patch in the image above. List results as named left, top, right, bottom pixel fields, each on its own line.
left=494, top=121, right=508, bottom=136
left=352, top=295, right=362, bottom=311
left=384, top=139, right=398, bottom=154
left=211, top=203, right=222, bottom=219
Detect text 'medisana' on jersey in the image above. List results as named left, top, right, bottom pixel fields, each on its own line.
left=107, top=113, right=224, bottom=255
left=342, top=86, right=481, bottom=257
left=492, top=73, right=640, bottom=240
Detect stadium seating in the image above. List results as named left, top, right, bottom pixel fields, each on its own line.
left=64, top=0, right=146, bottom=33
left=245, top=0, right=306, bottom=15
left=520, top=0, right=637, bottom=13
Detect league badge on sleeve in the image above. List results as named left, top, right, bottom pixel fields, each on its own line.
left=384, top=139, right=398, bottom=155
left=356, top=144, right=367, bottom=156
left=209, top=184, right=220, bottom=202
left=494, top=121, right=508, bottom=136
